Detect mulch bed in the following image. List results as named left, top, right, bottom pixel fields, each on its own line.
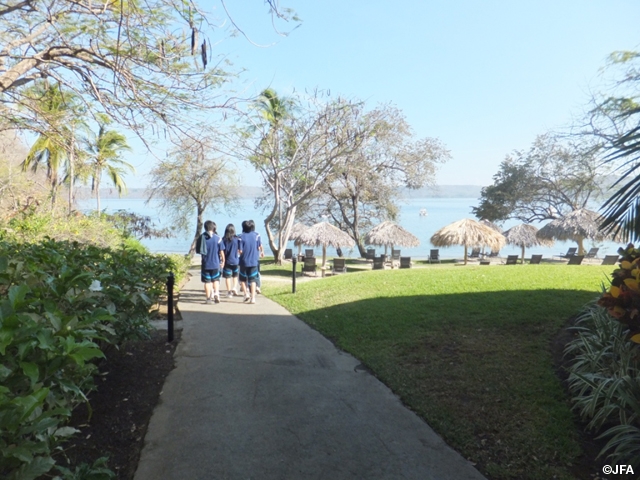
left=61, top=328, right=180, bottom=479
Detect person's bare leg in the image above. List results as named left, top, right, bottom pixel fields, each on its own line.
left=204, top=282, right=213, bottom=303
left=213, top=280, right=220, bottom=303
left=249, top=281, right=256, bottom=304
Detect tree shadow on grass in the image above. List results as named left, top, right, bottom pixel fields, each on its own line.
left=279, top=288, right=601, bottom=480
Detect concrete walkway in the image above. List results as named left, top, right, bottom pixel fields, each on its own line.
left=134, top=272, right=486, bottom=480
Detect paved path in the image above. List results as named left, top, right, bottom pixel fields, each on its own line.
left=134, top=272, right=486, bottom=480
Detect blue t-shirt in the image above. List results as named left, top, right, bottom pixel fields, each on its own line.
left=200, top=233, right=225, bottom=270
left=239, top=232, right=261, bottom=267
left=224, top=236, right=241, bottom=265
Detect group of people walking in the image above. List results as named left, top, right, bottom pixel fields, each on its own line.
left=196, top=219, right=264, bottom=305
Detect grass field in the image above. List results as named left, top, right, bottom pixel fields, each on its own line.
left=261, top=261, right=613, bottom=480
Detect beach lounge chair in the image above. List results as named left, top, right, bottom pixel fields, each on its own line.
left=429, top=249, right=440, bottom=263
left=567, top=255, right=585, bottom=265
left=488, top=249, right=500, bottom=258
left=556, top=247, right=577, bottom=259
left=505, top=255, right=519, bottom=265
left=585, top=247, right=599, bottom=259
left=529, top=254, right=543, bottom=265
left=400, top=256, right=411, bottom=268
left=305, top=249, right=315, bottom=258
left=365, top=248, right=375, bottom=261
left=469, top=247, right=481, bottom=258
left=332, top=257, right=347, bottom=274
left=284, top=248, right=293, bottom=260
left=302, top=257, right=317, bottom=276
left=601, top=255, right=619, bottom=265
left=372, top=257, right=384, bottom=270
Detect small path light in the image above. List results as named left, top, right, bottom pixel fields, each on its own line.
left=292, top=258, right=297, bottom=294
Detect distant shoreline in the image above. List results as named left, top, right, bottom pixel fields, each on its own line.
left=78, top=185, right=484, bottom=200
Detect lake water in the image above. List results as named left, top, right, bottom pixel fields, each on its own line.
left=79, top=197, right=623, bottom=260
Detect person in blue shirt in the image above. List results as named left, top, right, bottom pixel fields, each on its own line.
left=222, top=223, right=241, bottom=297
left=238, top=219, right=263, bottom=304
left=195, top=220, right=225, bottom=304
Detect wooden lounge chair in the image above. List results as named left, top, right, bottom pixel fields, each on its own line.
left=399, top=256, right=411, bottom=268
left=332, top=257, right=347, bottom=274
left=601, top=255, right=619, bottom=266
left=529, top=254, right=543, bottom=265
left=567, top=255, right=585, bottom=265
left=302, top=257, right=317, bottom=276
left=284, top=248, right=293, bottom=260
left=585, top=247, right=599, bottom=259
left=469, top=247, right=481, bottom=258
left=556, top=247, right=577, bottom=259
left=505, top=255, right=519, bottom=265
left=488, top=249, right=500, bottom=258
left=429, top=249, right=440, bottom=263
left=365, top=248, right=375, bottom=261
left=305, top=249, right=315, bottom=258
left=372, top=257, right=384, bottom=270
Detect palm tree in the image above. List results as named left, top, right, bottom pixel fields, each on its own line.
left=84, top=115, right=133, bottom=212
left=22, top=81, right=83, bottom=209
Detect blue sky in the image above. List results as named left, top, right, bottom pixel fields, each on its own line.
left=129, top=0, right=640, bottom=188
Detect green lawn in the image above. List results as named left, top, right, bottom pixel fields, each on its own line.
left=262, top=263, right=612, bottom=480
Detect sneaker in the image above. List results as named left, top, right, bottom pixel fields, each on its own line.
left=226, top=291, right=233, bottom=298
left=243, top=296, right=250, bottom=303
left=231, top=289, right=239, bottom=296
left=256, top=287, right=262, bottom=295
left=250, top=297, right=256, bottom=304
left=214, top=295, right=220, bottom=304
left=205, top=298, right=213, bottom=305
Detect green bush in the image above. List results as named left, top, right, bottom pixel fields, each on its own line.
left=0, top=238, right=186, bottom=479
left=566, top=304, right=640, bottom=466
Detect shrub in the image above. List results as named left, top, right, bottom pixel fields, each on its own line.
left=0, top=238, right=186, bottom=479
left=566, top=304, right=640, bottom=466
left=598, top=243, right=640, bottom=342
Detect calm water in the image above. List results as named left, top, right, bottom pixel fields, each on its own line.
left=80, top=197, right=622, bottom=260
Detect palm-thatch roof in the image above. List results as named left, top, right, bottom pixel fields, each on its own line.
left=537, top=208, right=621, bottom=254
left=288, top=222, right=308, bottom=246
left=504, top=224, right=553, bottom=248
left=480, top=219, right=502, bottom=232
left=364, top=221, right=420, bottom=248
left=503, top=223, right=553, bottom=263
left=298, top=222, right=355, bottom=248
left=297, top=222, right=355, bottom=275
left=430, top=218, right=506, bottom=265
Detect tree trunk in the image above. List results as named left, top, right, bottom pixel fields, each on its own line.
left=521, top=245, right=525, bottom=264
left=577, top=237, right=585, bottom=256
left=189, top=206, right=205, bottom=258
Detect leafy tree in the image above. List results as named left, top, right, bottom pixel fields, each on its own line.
left=0, top=0, right=297, bottom=140
left=300, top=105, right=450, bottom=256
left=240, top=90, right=368, bottom=263
left=472, top=134, right=608, bottom=223
left=83, top=115, right=133, bottom=212
left=147, top=134, right=237, bottom=256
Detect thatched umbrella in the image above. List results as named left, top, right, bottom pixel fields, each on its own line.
left=537, top=209, right=619, bottom=255
left=365, top=221, right=420, bottom=253
left=503, top=224, right=553, bottom=263
left=430, top=218, right=506, bottom=265
left=297, top=222, right=355, bottom=276
left=288, top=222, right=308, bottom=255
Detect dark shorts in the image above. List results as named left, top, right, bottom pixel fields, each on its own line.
left=201, top=269, right=221, bottom=283
left=239, top=265, right=259, bottom=284
left=223, top=264, right=239, bottom=278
